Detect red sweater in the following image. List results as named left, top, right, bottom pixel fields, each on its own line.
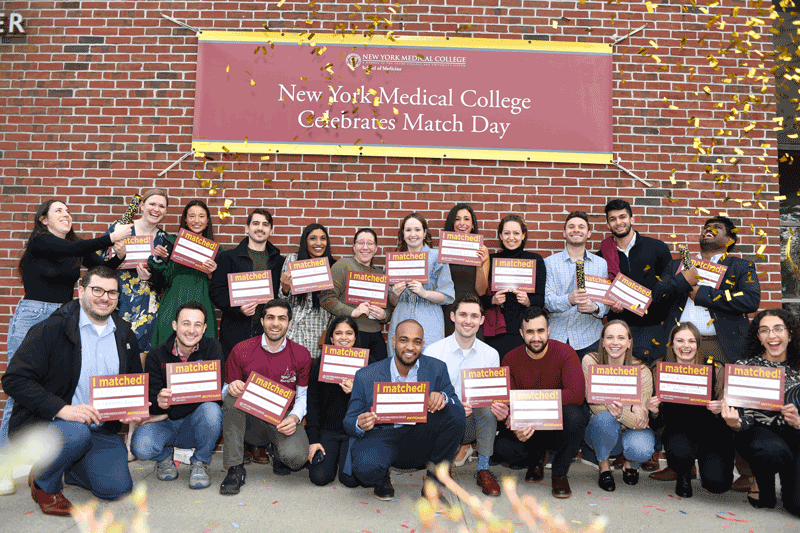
left=504, top=339, right=585, bottom=406
left=225, top=336, right=311, bottom=402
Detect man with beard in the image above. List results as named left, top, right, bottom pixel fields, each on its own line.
left=598, top=199, right=683, bottom=365
left=130, top=301, right=224, bottom=490
left=343, top=319, right=465, bottom=502
left=219, top=299, right=311, bottom=495
left=211, top=209, right=284, bottom=464
left=491, top=306, right=587, bottom=498
left=650, top=216, right=760, bottom=486
left=2, top=267, right=143, bottom=516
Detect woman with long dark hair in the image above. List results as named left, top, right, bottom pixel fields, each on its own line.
left=387, top=213, right=454, bottom=356
left=319, top=228, right=393, bottom=363
left=481, top=214, right=546, bottom=360
left=647, top=322, right=733, bottom=498
left=722, top=309, right=800, bottom=513
left=148, top=199, right=218, bottom=347
left=305, top=316, right=364, bottom=488
left=279, top=223, right=336, bottom=360
left=442, top=204, right=489, bottom=337
left=0, top=199, right=131, bottom=494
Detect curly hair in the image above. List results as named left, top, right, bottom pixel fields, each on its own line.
left=742, top=308, right=800, bottom=371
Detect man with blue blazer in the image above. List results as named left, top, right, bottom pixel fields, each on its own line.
left=343, top=319, right=466, bottom=501
left=661, top=216, right=761, bottom=364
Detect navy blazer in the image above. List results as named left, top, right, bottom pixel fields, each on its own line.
left=342, top=355, right=464, bottom=474
left=661, top=255, right=760, bottom=362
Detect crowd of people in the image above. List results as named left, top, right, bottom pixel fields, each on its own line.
left=2, top=194, right=799, bottom=520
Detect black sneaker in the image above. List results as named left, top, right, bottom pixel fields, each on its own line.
left=373, top=476, right=395, bottom=501
left=268, top=444, right=292, bottom=476
left=219, top=464, right=246, bottom=495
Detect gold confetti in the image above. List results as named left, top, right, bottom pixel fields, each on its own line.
left=251, top=79, right=256, bottom=85
left=552, top=20, right=558, bottom=28
left=646, top=1, right=655, bottom=12
left=725, top=290, right=732, bottom=301
left=261, top=156, right=270, bottom=161
left=277, top=0, right=286, bottom=6
left=393, top=107, right=399, bottom=115
left=226, top=65, right=230, bottom=73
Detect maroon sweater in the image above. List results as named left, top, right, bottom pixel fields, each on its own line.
left=504, top=339, right=585, bottom=406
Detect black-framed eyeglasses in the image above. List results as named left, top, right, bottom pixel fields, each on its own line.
left=89, top=286, right=120, bottom=299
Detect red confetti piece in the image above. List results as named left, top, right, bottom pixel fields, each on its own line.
left=656, top=508, right=666, bottom=512
left=376, top=510, right=380, bottom=514
left=401, top=526, right=410, bottom=529
left=360, top=501, right=368, bottom=504
left=714, top=513, right=748, bottom=523
left=23, top=511, right=34, bottom=515
left=644, top=505, right=653, bottom=508
left=641, top=510, right=649, bottom=514
left=668, top=494, right=674, bottom=498
left=272, top=501, right=279, bottom=504
left=587, top=491, right=591, bottom=494
left=727, top=512, right=736, bottom=516
left=410, top=484, right=420, bottom=487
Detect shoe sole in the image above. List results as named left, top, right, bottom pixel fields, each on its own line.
left=189, top=481, right=211, bottom=490
left=374, top=493, right=395, bottom=501
left=553, top=492, right=572, bottom=498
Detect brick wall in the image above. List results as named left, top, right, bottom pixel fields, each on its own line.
left=0, top=0, right=780, bottom=408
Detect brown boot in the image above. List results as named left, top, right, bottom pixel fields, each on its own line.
left=650, top=464, right=696, bottom=481
left=731, top=475, right=754, bottom=492
left=640, top=452, right=661, bottom=472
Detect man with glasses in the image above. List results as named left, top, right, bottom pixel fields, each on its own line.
left=2, top=266, right=144, bottom=516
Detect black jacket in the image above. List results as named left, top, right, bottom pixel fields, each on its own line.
left=662, top=255, right=760, bottom=362
left=209, top=237, right=284, bottom=357
left=2, top=300, right=142, bottom=435
left=146, top=333, right=224, bottom=420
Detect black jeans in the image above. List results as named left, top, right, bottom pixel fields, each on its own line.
left=493, top=404, right=588, bottom=476
left=308, top=429, right=358, bottom=488
left=664, top=419, right=734, bottom=493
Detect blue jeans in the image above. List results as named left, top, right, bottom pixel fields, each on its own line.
left=131, top=402, right=222, bottom=464
left=34, top=420, right=133, bottom=500
left=1, top=299, right=61, bottom=447
left=584, top=411, right=655, bottom=469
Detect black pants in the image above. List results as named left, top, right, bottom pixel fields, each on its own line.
left=361, top=331, right=388, bottom=363
left=308, top=429, right=359, bottom=488
left=493, top=404, right=588, bottom=476
left=735, top=424, right=800, bottom=515
left=350, top=401, right=465, bottom=486
left=664, top=420, right=734, bottom=493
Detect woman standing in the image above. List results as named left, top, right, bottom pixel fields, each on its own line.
left=722, top=309, right=800, bottom=513
left=387, top=213, right=454, bottom=357
left=306, top=316, right=363, bottom=488
left=101, top=189, right=170, bottom=354
left=0, top=199, right=131, bottom=494
left=481, top=214, right=546, bottom=360
left=319, top=228, right=393, bottom=363
left=647, top=322, right=733, bottom=498
left=441, top=204, right=489, bottom=337
left=148, top=200, right=218, bottom=348
left=583, top=320, right=655, bottom=492
left=279, top=224, right=335, bottom=360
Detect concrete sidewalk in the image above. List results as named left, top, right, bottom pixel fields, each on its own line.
left=0, top=458, right=795, bottom=533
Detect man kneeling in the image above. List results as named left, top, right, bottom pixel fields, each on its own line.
left=343, top=320, right=466, bottom=501
left=131, top=301, right=223, bottom=489
left=2, top=267, right=144, bottom=516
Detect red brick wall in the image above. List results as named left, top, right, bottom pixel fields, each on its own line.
left=0, top=1, right=779, bottom=407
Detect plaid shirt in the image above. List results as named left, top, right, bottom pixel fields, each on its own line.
left=544, top=248, right=609, bottom=351
left=280, top=253, right=331, bottom=359
left=173, top=339, right=200, bottom=362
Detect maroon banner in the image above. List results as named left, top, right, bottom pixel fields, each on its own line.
left=192, top=33, right=612, bottom=164
left=607, top=274, right=652, bottom=316
left=171, top=228, right=220, bottom=272
left=461, top=367, right=510, bottom=407
left=491, top=258, right=536, bottom=292
left=386, top=251, right=429, bottom=284
left=372, top=382, right=429, bottom=424
left=287, top=257, right=334, bottom=295
left=110, top=235, right=153, bottom=270
left=234, top=371, right=295, bottom=425
left=655, top=362, right=713, bottom=406
left=583, top=274, right=614, bottom=305
left=725, top=364, right=785, bottom=411
left=318, top=345, right=369, bottom=383
left=344, top=270, right=389, bottom=308
left=439, top=232, right=483, bottom=266
left=586, top=365, right=642, bottom=405
left=509, top=389, right=562, bottom=430
left=227, top=270, right=274, bottom=306
left=90, top=374, right=149, bottom=422
left=166, top=360, right=222, bottom=405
